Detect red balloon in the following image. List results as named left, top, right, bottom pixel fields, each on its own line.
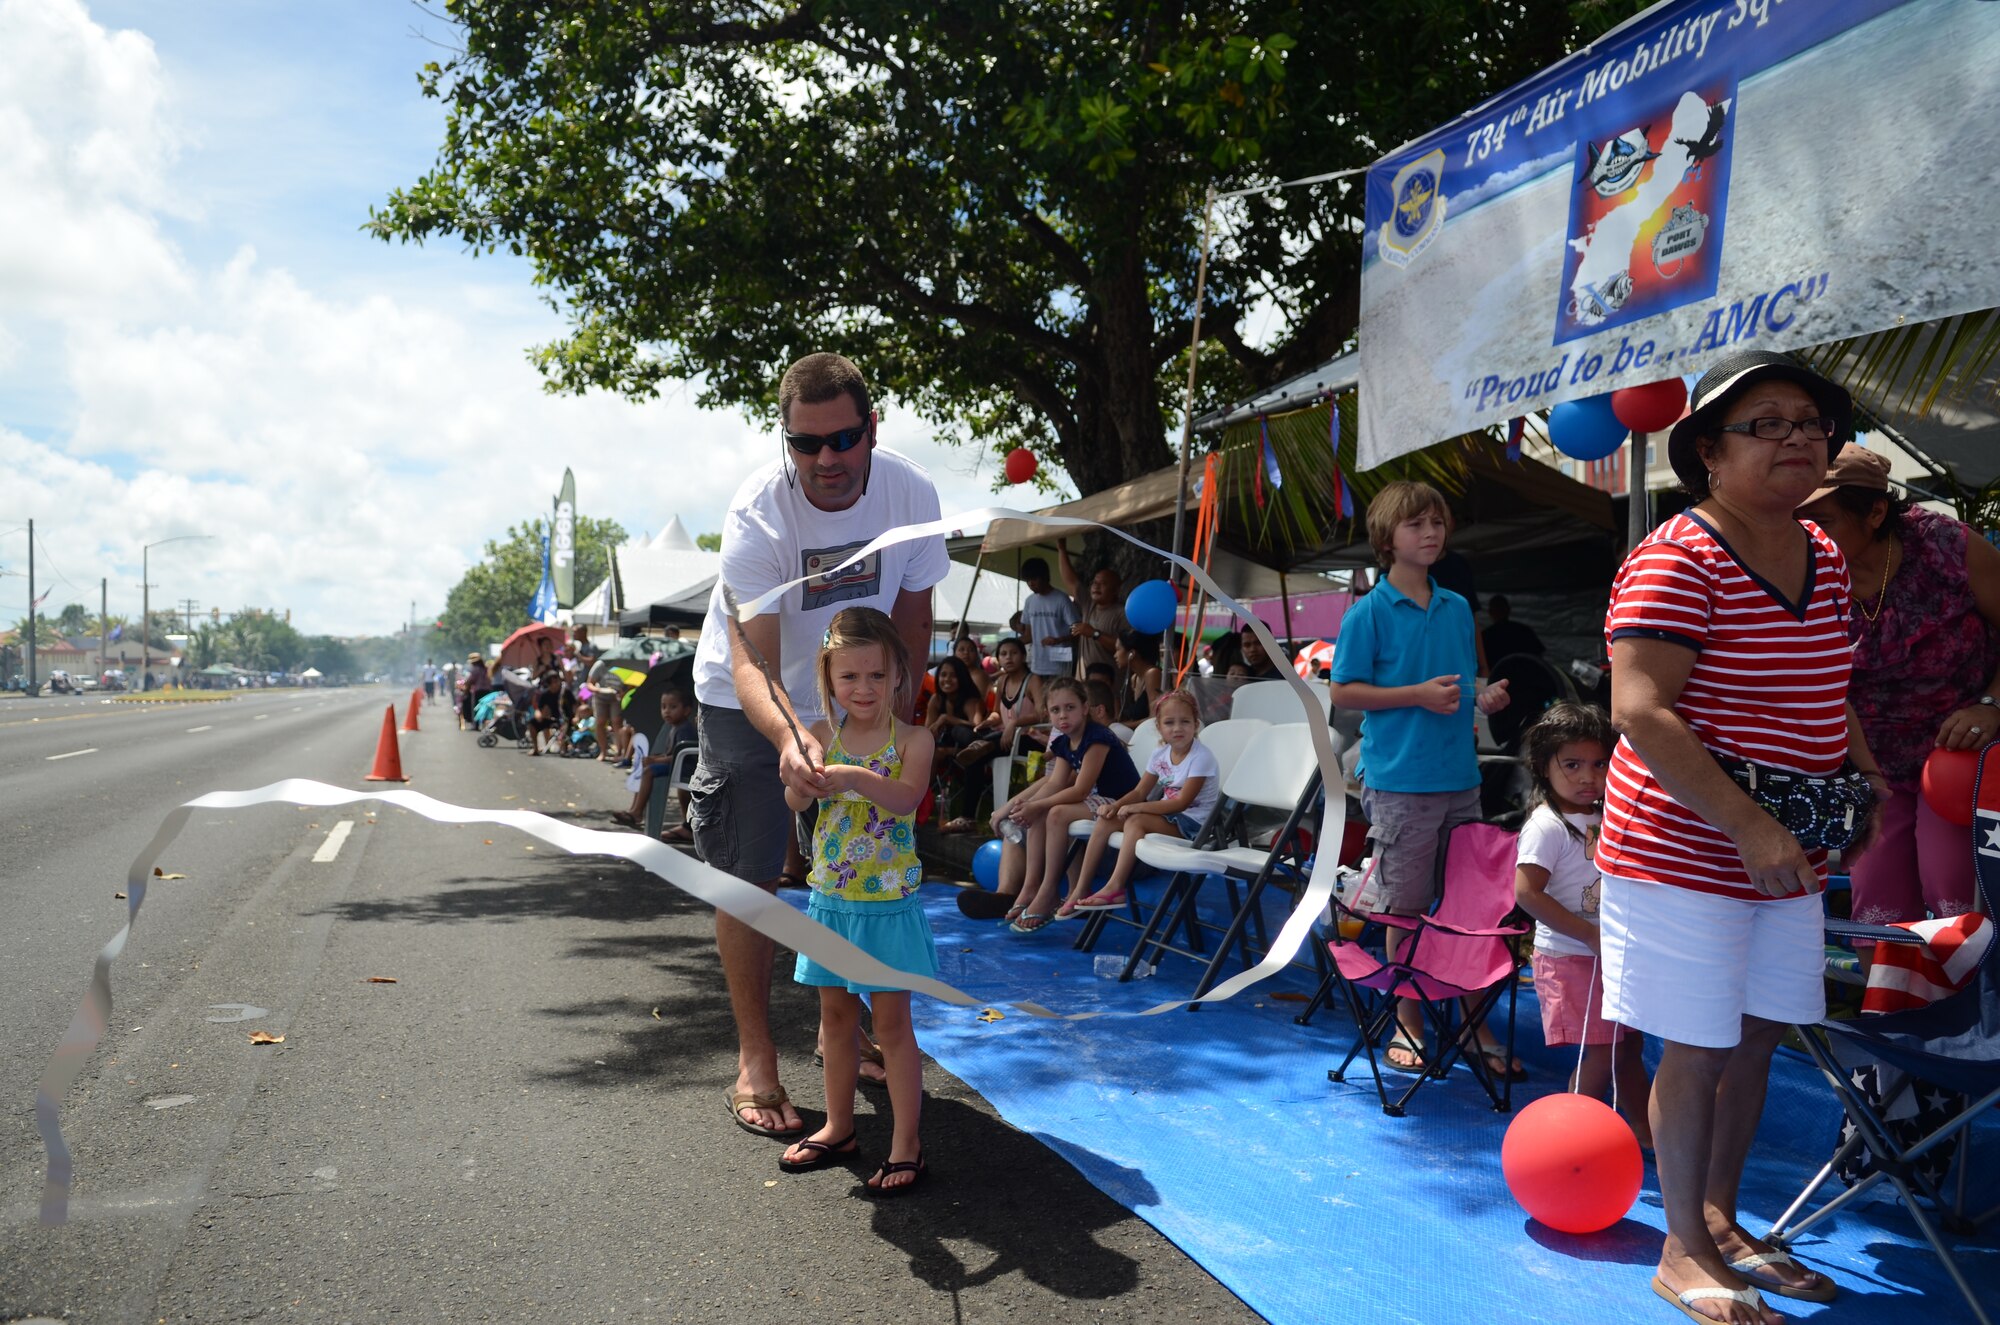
left=1004, top=447, right=1038, bottom=484
left=1611, top=378, right=1689, bottom=433
left=1501, top=1094, right=1643, bottom=1234
left=1922, top=747, right=1980, bottom=827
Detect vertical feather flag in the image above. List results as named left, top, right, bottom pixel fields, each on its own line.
left=1330, top=400, right=1354, bottom=519
left=1506, top=416, right=1525, bottom=464
left=1255, top=414, right=1282, bottom=509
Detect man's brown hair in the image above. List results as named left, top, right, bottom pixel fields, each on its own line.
left=1364, top=480, right=1453, bottom=568
left=779, top=352, right=871, bottom=426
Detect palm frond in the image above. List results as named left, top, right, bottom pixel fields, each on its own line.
left=1795, top=308, right=2000, bottom=426
left=1214, top=395, right=1479, bottom=559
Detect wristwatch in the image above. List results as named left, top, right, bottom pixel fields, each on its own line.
left=1979, top=695, right=2000, bottom=715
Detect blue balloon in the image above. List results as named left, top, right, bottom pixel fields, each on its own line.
left=972, top=838, right=1005, bottom=889
left=1125, top=578, right=1178, bottom=636
left=1548, top=394, right=1628, bottom=462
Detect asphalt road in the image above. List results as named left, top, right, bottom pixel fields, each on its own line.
left=0, top=686, right=1256, bottom=1323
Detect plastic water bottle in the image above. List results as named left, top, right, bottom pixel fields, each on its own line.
left=1093, top=955, right=1155, bottom=979
left=999, top=819, right=1026, bottom=845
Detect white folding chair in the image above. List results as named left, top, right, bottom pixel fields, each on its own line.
left=1126, top=719, right=1161, bottom=765
left=1231, top=679, right=1331, bottom=725
left=1118, top=724, right=1336, bottom=994
left=1071, top=718, right=1268, bottom=947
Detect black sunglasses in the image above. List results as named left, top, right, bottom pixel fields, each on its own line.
left=784, top=424, right=869, bottom=456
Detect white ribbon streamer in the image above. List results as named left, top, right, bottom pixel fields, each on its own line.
left=40, top=504, right=1346, bottom=1223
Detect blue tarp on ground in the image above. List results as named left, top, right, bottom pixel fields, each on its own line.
left=864, top=879, right=2000, bottom=1325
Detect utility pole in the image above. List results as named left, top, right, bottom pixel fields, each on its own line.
left=26, top=518, right=36, bottom=692
left=99, top=576, right=107, bottom=681
left=178, top=598, right=200, bottom=633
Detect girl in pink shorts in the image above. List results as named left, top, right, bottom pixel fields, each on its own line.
left=1512, top=703, right=1653, bottom=1149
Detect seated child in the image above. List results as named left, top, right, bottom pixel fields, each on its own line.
left=989, top=676, right=1139, bottom=933
left=657, top=687, right=697, bottom=843
left=1512, top=702, right=1652, bottom=1147
left=611, top=691, right=687, bottom=832
left=1060, top=690, right=1218, bottom=916
left=1085, top=678, right=1133, bottom=744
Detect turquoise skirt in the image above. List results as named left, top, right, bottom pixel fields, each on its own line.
left=794, top=888, right=938, bottom=995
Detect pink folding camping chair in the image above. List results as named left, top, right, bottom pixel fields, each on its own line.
left=1325, top=822, right=1526, bottom=1117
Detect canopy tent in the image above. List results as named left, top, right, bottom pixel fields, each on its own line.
left=975, top=467, right=1298, bottom=600
left=1807, top=314, right=2000, bottom=493
left=299, top=667, right=323, bottom=679
left=570, top=542, right=719, bottom=631
left=651, top=515, right=698, bottom=552
left=974, top=432, right=1613, bottom=600
left=931, top=559, right=1035, bottom=634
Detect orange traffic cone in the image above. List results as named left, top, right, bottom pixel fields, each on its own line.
left=365, top=704, right=409, bottom=782
left=402, top=689, right=422, bottom=733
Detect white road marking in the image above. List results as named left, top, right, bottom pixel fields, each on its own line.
left=311, top=820, right=355, bottom=863
left=187, top=725, right=212, bottom=733
left=47, top=748, right=97, bottom=761
left=253, top=714, right=269, bottom=721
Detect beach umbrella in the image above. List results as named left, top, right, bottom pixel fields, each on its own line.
left=1293, top=640, right=1336, bottom=679
left=617, top=653, right=698, bottom=745
left=496, top=623, right=566, bottom=672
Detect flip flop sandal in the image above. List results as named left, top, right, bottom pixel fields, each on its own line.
left=1075, top=892, right=1128, bottom=909
left=726, top=1087, right=805, bottom=1139
left=660, top=824, right=693, bottom=844
left=1476, top=1049, right=1530, bottom=1083
left=778, top=1131, right=859, bottom=1173
left=1650, top=1276, right=1766, bottom=1322
left=1383, top=1032, right=1430, bottom=1076
left=940, top=818, right=975, bottom=835
left=1009, top=913, right=1053, bottom=934
left=864, top=1152, right=928, bottom=1198
left=610, top=810, right=640, bottom=827
left=1729, top=1251, right=1838, bottom=1302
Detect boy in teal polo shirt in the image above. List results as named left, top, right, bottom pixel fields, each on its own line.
left=1329, top=481, right=1510, bottom=1074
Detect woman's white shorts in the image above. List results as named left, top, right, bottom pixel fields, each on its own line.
left=1600, top=875, right=1826, bottom=1049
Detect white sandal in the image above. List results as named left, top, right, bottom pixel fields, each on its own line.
left=1728, top=1249, right=1837, bottom=1302
left=1651, top=1275, right=1767, bottom=1322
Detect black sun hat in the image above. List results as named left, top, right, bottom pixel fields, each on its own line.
left=1666, top=349, right=1854, bottom=493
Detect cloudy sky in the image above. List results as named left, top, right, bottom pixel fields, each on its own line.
left=0, top=0, right=1030, bottom=637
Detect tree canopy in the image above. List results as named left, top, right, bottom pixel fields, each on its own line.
left=438, top=515, right=625, bottom=655
left=373, top=1, right=1648, bottom=511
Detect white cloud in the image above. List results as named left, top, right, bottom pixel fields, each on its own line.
left=0, top=1, right=1033, bottom=637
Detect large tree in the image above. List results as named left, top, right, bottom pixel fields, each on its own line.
left=438, top=515, right=625, bottom=654
left=373, top=1, right=1646, bottom=520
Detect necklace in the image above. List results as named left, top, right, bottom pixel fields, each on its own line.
left=1855, top=540, right=1897, bottom=624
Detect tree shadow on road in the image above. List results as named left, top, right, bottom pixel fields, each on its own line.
left=318, top=852, right=707, bottom=928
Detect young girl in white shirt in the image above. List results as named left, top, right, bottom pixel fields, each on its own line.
left=1512, top=702, right=1653, bottom=1148
left=1062, top=690, right=1220, bottom=915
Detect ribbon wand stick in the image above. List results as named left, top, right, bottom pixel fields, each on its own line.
left=718, top=582, right=814, bottom=769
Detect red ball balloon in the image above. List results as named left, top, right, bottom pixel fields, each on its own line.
left=1611, top=378, right=1689, bottom=433
left=1500, top=1094, right=1644, bottom=1234
left=1922, top=746, right=1980, bottom=827
left=1004, top=447, right=1038, bottom=484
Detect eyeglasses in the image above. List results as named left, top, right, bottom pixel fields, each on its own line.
left=1716, top=416, right=1838, bottom=442
left=784, top=424, right=869, bottom=455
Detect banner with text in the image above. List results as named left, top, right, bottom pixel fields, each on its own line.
left=1357, top=0, right=2000, bottom=468
left=553, top=468, right=576, bottom=609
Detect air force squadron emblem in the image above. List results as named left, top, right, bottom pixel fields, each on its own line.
left=1378, top=149, right=1446, bottom=269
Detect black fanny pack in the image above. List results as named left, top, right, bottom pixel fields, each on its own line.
left=1715, top=753, right=1875, bottom=853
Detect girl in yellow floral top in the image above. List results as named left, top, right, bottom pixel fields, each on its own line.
left=781, top=606, right=936, bottom=1194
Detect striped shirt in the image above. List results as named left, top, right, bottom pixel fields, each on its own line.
left=1597, top=512, right=1853, bottom=898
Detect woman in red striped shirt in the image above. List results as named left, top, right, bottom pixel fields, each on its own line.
left=1601, top=351, right=1885, bottom=1324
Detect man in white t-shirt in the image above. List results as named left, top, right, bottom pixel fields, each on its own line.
left=689, top=351, right=950, bottom=1139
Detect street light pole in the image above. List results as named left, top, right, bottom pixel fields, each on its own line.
left=141, top=534, right=214, bottom=692
left=26, top=518, right=36, bottom=692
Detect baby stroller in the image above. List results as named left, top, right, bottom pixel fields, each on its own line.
left=473, top=686, right=531, bottom=749
left=561, top=710, right=599, bottom=759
